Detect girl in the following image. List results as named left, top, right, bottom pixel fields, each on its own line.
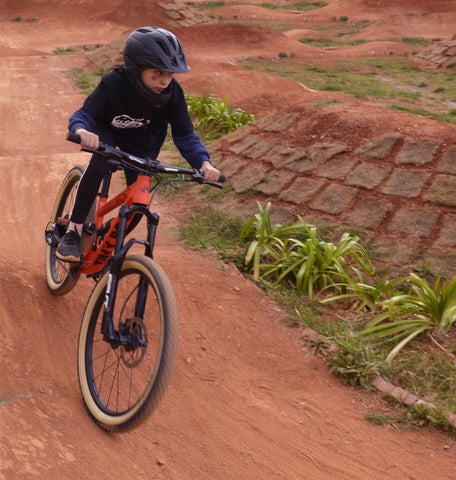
left=57, top=26, right=220, bottom=262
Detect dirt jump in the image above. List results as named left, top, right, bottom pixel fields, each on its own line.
left=1, top=1, right=456, bottom=479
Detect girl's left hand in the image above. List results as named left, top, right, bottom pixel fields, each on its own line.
left=201, top=161, right=222, bottom=182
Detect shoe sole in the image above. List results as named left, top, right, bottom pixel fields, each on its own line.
left=56, top=251, right=81, bottom=263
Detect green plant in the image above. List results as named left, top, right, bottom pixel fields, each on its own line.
left=0, top=395, right=13, bottom=406
left=409, top=403, right=456, bottom=432
left=299, top=37, right=368, bottom=48
left=185, top=90, right=256, bottom=137
left=259, top=2, right=327, bottom=11
left=53, top=47, right=78, bottom=55
left=365, top=411, right=391, bottom=426
left=186, top=1, right=225, bottom=10
left=65, top=67, right=106, bottom=95
left=362, top=274, right=456, bottom=362
left=321, top=274, right=404, bottom=312
left=329, top=339, right=386, bottom=389
left=239, top=202, right=308, bottom=280
left=401, top=37, right=432, bottom=47
left=273, top=230, right=373, bottom=299
left=240, top=203, right=374, bottom=299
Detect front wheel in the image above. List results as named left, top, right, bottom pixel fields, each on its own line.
left=78, top=254, right=179, bottom=432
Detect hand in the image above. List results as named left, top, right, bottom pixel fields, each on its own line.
left=74, top=128, right=99, bottom=149
left=201, top=161, right=221, bottom=183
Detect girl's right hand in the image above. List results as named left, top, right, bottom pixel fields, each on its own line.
left=74, top=128, right=99, bottom=149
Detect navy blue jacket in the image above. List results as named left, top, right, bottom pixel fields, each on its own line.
left=69, top=68, right=210, bottom=168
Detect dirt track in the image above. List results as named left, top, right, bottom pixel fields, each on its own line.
left=1, top=1, right=456, bottom=479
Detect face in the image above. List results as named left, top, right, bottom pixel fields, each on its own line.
left=140, top=68, right=173, bottom=94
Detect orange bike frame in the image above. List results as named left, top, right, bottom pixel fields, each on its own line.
left=79, top=174, right=152, bottom=276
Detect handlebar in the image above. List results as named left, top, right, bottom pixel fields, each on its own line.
left=67, top=132, right=226, bottom=185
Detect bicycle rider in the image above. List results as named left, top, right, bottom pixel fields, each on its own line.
left=57, top=26, right=221, bottom=262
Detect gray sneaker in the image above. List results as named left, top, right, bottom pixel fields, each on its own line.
left=56, top=229, right=81, bottom=262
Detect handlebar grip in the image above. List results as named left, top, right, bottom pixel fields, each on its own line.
left=67, top=132, right=81, bottom=144
left=218, top=174, right=226, bottom=183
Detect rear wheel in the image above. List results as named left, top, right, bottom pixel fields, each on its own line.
left=45, top=166, right=84, bottom=295
left=45, top=166, right=95, bottom=295
left=78, top=254, right=179, bottom=432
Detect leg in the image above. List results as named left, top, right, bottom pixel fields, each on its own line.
left=57, top=127, right=116, bottom=262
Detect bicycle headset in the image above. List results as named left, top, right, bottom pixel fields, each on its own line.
left=123, top=26, right=191, bottom=109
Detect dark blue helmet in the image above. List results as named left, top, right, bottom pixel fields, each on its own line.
left=124, top=27, right=190, bottom=74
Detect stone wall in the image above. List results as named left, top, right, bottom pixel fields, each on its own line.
left=208, top=110, right=456, bottom=274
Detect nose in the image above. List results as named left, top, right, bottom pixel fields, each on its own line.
left=161, top=73, right=172, bottom=85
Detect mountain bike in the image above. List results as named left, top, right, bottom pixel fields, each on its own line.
left=44, top=133, right=225, bottom=432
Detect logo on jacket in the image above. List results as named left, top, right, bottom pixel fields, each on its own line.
left=111, top=115, right=150, bottom=129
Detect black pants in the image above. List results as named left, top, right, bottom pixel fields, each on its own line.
left=70, top=127, right=139, bottom=224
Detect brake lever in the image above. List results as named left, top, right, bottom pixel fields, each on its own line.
left=192, top=170, right=206, bottom=184
left=192, top=170, right=225, bottom=187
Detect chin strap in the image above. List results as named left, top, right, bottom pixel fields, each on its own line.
left=124, top=67, right=171, bottom=109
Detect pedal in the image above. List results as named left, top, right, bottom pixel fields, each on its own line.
left=44, top=224, right=60, bottom=248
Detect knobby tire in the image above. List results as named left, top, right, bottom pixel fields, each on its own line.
left=45, top=166, right=84, bottom=295
left=77, top=254, right=179, bottom=432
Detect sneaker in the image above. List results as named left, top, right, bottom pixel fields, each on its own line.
left=56, top=229, right=81, bottom=263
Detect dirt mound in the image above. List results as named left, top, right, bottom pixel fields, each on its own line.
left=350, top=12, right=456, bottom=41
left=412, top=34, right=456, bottom=69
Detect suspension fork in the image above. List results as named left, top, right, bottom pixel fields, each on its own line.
left=100, top=204, right=129, bottom=343
left=100, top=205, right=160, bottom=344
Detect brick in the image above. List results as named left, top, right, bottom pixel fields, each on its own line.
left=345, top=196, right=393, bottom=230
left=253, top=115, right=279, bottom=130
left=262, top=145, right=289, bottom=165
left=231, top=164, right=268, bottom=193
left=395, top=138, right=441, bottom=165
left=438, top=147, right=456, bottom=174
left=320, top=154, right=358, bottom=179
left=311, top=184, right=358, bottom=215
left=345, top=162, right=391, bottom=190
left=244, top=139, right=276, bottom=160
left=214, top=155, right=245, bottom=179
left=284, top=156, right=316, bottom=173
left=388, top=207, right=439, bottom=239
left=224, top=125, right=255, bottom=144
left=433, top=214, right=456, bottom=248
left=425, top=174, right=456, bottom=207
left=355, top=133, right=401, bottom=160
left=262, top=113, right=299, bottom=132
left=272, top=149, right=307, bottom=169
left=166, top=10, right=181, bottom=19
left=307, top=142, right=347, bottom=163
left=279, top=177, right=325, bottom=204
left=380, top=169, right=431, bottom=198
left=255, top=171, right=295, bottom=196
left=228, top=134, right=260, bottom=155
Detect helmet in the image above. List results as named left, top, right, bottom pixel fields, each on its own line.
left=124, top=27, right=190, bottom=74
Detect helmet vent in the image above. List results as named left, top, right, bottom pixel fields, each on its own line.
left=155, top=39, right=171, bottom=57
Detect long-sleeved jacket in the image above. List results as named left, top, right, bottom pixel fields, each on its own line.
left=68, top=68, right=210, bottom=169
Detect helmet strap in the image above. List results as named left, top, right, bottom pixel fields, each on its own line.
left=124, top=67, right=171, bottom=109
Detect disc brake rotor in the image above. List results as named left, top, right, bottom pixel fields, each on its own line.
left=120, top=317, right=148, bottom=367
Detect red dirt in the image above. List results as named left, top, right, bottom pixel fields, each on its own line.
left=1, top=1, right=456, bottom=479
